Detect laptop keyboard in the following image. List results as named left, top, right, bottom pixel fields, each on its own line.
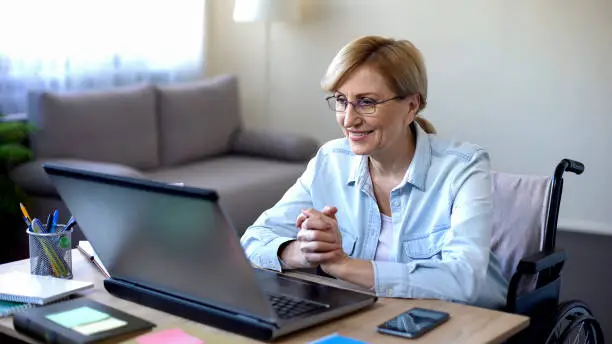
left=267, top=294, right=328, bottom=319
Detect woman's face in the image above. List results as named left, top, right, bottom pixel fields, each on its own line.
left=335, top=65, right=419, bottom=157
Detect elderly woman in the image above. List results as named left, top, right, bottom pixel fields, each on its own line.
left=240, top=35, right=508, bottom=309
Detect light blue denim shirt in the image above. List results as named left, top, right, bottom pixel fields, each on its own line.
left=240, top=124, right=509, bottom=309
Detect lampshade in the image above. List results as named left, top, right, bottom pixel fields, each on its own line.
left=233, top=0, right=301, bottom=23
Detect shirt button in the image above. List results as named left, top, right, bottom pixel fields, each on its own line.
left=392, top=200, right=400, bottom=207
left=386, top=289, right=393, bottom=297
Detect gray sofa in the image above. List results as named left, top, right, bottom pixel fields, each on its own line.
left=10, top=74, right=319, bottom=243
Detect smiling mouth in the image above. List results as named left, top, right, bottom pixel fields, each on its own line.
left=349, top=130, right=374, bottom=137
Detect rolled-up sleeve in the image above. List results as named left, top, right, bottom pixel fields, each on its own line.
left=372, top=149, right=494, bottom=304
left=240, top=153, right=319, bottom=271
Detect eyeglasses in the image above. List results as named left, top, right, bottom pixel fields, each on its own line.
left=325, top=95, right=405, bottom=115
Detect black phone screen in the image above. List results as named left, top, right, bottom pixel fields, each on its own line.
left=377, top=307, right=450, bottom=338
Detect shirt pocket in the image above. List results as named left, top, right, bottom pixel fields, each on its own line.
left=401, top=225, right=450, bottom=259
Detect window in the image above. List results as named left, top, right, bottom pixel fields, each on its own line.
left=0, top=1, right=206, bottom=114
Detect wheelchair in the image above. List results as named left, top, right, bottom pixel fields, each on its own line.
left=493, top=158, right=604, bottom=343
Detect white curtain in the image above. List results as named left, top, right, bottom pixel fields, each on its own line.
left=0, top=0, right=206, bottom=114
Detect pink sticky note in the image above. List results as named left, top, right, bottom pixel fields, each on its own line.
left=136, top=328, right=204, bottom=344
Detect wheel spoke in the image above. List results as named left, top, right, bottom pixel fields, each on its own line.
left=572, top=321, right=584, bottom=344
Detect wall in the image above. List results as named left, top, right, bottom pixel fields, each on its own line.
left=208, top=0, right=612, bottom=235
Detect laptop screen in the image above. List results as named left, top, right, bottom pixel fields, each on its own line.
left=44, top=165, right=275, bottom=321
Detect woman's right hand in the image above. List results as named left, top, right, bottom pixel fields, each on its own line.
left=278, top=206, right=342, bottom=268
left=296, top=205, right=337, bottom=227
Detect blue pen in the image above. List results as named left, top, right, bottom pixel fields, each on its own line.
left=63, top=216, right=76, bottom=233
left=49, top=210, right=59, bottom=233
left=31, top=218, right=47, bottom=233
left=45, top=213, right=52, bottom=231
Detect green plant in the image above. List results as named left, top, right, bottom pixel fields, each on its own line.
left=0, top=113, right=34, bottom=215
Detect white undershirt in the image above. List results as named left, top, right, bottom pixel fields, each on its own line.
left=374, top=213, right=395, bottom=261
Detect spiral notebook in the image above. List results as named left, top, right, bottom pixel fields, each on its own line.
left=0, top=300, right=34, bottom=317
left=0, top=271, right=94, bottom=305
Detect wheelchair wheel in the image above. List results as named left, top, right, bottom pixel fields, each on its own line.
left=544, top=300, right=604, bottom=344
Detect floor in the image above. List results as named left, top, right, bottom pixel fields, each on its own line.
left=557, top=230, right=612, bottom=341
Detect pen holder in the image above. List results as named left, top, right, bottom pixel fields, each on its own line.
left=27, top=225, right=73, bottom=279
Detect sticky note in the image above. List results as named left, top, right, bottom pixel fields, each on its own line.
left=73, top=317, right=127, bottom=335
left=46, top=306, right=109, bottom=328
left=136, top=328, right=204, bottom=344
left=309, top=333, right=368, bottom=344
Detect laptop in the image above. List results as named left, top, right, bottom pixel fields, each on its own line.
left=43, top=163, right=377, bottom=341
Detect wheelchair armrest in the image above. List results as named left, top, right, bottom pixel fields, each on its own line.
left=517, top=248, right=566, bottom=274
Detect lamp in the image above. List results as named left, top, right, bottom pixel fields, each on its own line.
left=233, top=0, right=301, bottom=125
left=233, top=0, right=301, bottom=23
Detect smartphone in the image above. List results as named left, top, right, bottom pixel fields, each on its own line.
left=377, top=307, right=450, bottom=339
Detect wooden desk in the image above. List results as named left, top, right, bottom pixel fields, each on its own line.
left=0, top=250, right=529, bottom=343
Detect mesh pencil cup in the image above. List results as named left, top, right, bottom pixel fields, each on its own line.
left=26, top=224, right=73, bottom=279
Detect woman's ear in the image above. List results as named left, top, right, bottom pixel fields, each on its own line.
left=409, top=93, right=421, bottom=114
left=402, top=94, right=420, bottom=124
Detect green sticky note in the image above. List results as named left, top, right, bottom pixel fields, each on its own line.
left=46, top=306, right=110, bottom=329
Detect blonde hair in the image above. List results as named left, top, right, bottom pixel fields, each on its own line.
left=321, top=35, right=436, bottom=134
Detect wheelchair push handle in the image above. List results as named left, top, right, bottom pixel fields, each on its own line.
left=556, top=159, right=584, bottom=177
left=544, top=158, right=585, bottom=252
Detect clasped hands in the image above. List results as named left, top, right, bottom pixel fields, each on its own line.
left=279, top=206, right=349, bottom=274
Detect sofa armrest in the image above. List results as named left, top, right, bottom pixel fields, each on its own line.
left=9, top=158, right=145, bottom=197
left=230, top=129, right=319, bottom=162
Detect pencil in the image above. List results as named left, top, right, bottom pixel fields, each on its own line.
left=19, top=203, right=32, bottom=226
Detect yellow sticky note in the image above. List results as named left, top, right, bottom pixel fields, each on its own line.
left=72, top=317, right=127, bottom=335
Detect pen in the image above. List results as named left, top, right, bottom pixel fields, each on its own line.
left=19, top=203, right=32, bottom=227
left=89, top=255, right=110, bottom=278
left=64, top=216, right=76, bottom=233
left=45, top=213, right=52, bottom=231
left=77, top=242, right=109, bottom=278
left=49, top=210, right=59, bottom=233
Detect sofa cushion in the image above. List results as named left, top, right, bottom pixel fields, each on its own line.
left=10, top=159, right=146, bottom=197
left=157, top=74, right=241, bottom=166
left=28, top=85, right=159, bottom=170
left=142, top=156, right=307, bottom=235
left=231, top=129, right=319, bottom=162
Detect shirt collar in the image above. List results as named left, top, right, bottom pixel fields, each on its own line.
left=398, top=123, right=431, bottom=191
left=346, top=122, right=432, bottom=191
left=346, top=154, right=367, bottom=186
